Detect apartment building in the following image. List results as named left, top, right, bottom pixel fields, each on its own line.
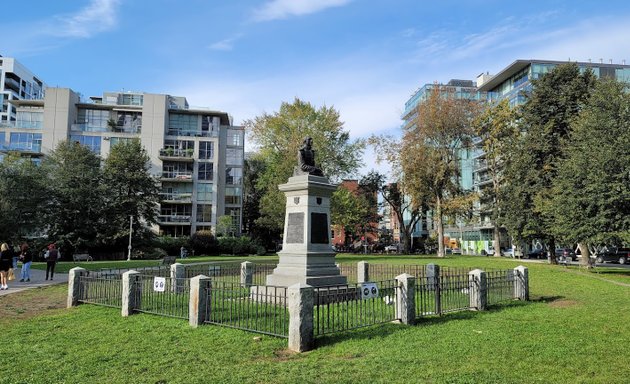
left=2, top=87, right=244, bottom=237
left=0, top=56, right=46, bottom=125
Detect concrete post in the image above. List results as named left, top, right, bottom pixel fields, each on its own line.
left=395, top=273, right=416, bottom=325
left=426, top=263, right=441, bottom=314
left=514, top=266, right=529, bottom=301
left=468, top=269, right=487, bottom=311
left=122, top=270, right=142, bottom=317
left=171, top=262, right=185, bottom=293
left=241, top=261, right=253, bottom=286
left=67, top=267, right=87, bottom=308
left=287, top=283, right=314, bottom=353
left=189, top=275, right=211, bottom=327
left=357, top=261, right=369, bottom=283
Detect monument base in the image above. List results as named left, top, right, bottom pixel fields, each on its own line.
left=265, top=251, right=347, bottom=288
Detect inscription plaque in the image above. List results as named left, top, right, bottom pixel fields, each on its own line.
left=286, top=212, right=304, bottom=243
left=311, top=213, right=329, bottom=244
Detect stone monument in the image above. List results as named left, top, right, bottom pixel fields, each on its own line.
left=265, top=137, right=347, bottom=287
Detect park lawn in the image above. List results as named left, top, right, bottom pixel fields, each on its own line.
left=1, top=256, right=629, bottom=384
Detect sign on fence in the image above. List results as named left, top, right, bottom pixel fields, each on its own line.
left=361, top=282, right=379, bottom=299
left=153, top=277, right=166, bottom=292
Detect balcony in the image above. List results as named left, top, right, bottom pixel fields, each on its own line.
left=160, top=171, right=194, bottom=182
left=158, top=215, right=192, bottom=225
left=1, top=144, right=43, bottom=155
left=167, top=129, right=218, bottom=138
left=158, top=148, right=194, bottom=162
left=160, top=192, right=192, bottom=203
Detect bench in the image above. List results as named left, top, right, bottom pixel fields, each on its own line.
left=73, top=253, right=93, bottom=262
left=161, top=256, right=177, bottom=266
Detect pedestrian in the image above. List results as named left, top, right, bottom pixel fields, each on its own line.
left=180, top=246, right=187, bottom=259
left=0, top=243, right=12, bottom=290
left=9, top=242, right=18, bottom=270
left=19, top=243, right=33, bottom=282
left=45, top=243, right=60, bottom=281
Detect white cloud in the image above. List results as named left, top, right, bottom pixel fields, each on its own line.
left=252, top=0, right=353, bottom=22
left=52, top=0, right=120, bottom=38
left=208, top=34, right=243, bottom=51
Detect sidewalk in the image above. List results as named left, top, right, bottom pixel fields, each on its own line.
left=0, top=267, right=67, bottom=296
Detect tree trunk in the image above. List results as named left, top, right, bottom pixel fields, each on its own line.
left=548, top=237, right=557, bottom=264
left=436, top=195, right=445, bottom=258
left=401, top=229, right=411, bottom=254
left=578, top=242, right=593, bottom=269
left=493, top=225, right=501, bottom=257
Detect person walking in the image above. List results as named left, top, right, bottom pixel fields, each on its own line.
left=0, top=243, right=12, bottom=290
left=45, top=243, right=60, bottom=281
left=19, top=243, right=33, bottom=282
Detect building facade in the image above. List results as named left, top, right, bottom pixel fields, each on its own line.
left=2, top=87, right=244, bottom=237
left=0, top=56, right=46, bottom=125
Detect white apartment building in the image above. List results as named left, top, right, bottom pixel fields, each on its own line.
left=0, top=55, right=46, bottom=123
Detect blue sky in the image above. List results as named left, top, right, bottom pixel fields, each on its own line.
left=3, top=0, right=630, bottom=171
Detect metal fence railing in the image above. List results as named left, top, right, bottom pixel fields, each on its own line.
left=78, top=275, right=123, bottom=308
left=133, top=275, right=190, bottom=319
left=415, top=273, right=471, bottom=317
left=313, top=280, right=399, bottom=337
left=184, top=262, right=277, bottom=286
left=204, top=281, right=289, bottom=338
left=486, top=270, right=515, bottom=306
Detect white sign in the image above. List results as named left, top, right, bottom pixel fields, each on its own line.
left=361, top=282, right=379, bottom=300
left=153, top=277, right=166, bottom=292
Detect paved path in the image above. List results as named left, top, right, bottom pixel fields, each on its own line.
left=0, top=267, right=67, bottom=296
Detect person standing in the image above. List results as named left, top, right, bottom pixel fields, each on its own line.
left=0, top=243, right=12, bottom=290
left=19, top=243, right=32, bottom=282
left=45, top=243, right=60, bottom=281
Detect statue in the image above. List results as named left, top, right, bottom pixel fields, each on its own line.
left=295, top=137, right=324, bottom=177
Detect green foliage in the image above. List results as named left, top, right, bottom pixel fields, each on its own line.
left=330, top=185, right=371, bottom=242
left=190, top=230, right=217, bottom=255
left=216, top=215, right=235, bottom=237
left=217, top=236, right=257, bottom=255
left=245, top=98, right=365, bottom=235
left=152, top=235, right=189, bottom=256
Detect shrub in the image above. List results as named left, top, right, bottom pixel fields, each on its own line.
left=190, top=230, right=217, bottom=255
left=217, top=236, right=257, bottom=255
left=154, top=235, right=189, bottom=256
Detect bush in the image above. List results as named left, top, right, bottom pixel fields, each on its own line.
left=132, top=247, right=168, bottom=260
left=190, top=230, right=217, bottom=256
left=217, top=236, right=257, bottom=255
left=154, top=235, right=189, bottom=256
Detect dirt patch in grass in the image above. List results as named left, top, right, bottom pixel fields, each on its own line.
left=272, top=349, right=297, bottom=361
left=548, top=299, right=578, bottom=308
left=0, top=285, right=66, bottom=322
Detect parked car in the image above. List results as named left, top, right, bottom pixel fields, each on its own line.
left=451, top=248, right=462, bottom=255
left=527, top=248, right=547, bottom=259
left=555, top=248, right=576, bottom=262
left=595, top=247, right=630, bottom=264
left=481, top=246, right=495, bottom=256
left=385, top=244, right=399, bottom=253
left=502, top=247, right=515, bottom=258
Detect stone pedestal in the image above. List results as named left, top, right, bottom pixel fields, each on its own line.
left=266, top=174, right=347, bottom=288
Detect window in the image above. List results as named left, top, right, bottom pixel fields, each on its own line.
left=16, top=111, right=43, bottom=129
left=225, top=167, right=242, bottom=185
left=226, top=148, right=243, bottom=165
left=196, top=183, right=213, bottom=201
left=198, top=141, right=214, bottom=159
left=225, top=187, right=242, bottom=205
left=227, top=129, right=243, bottom=146
left=114, top=111, right=142, bottom=133
left=70, top=135, right=101, bottom=153
left=196, top=204, right=213, bottom=222
left=121, top=94, right=143, bottom=106
left=9, top=133, right=42, bottom=152
left=197, top=162, right=214, bottom=181
left=77, top=109, right=110, bottom=132
left=109, top=137, right=139, bottom=150
left=169, top=113, right=198, bottom=135
left=225, top=207, right=241, bottom=233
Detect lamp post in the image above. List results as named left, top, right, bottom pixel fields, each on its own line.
left=127, top=215, right=133, bottom=261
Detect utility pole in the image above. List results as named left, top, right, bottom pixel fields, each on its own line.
left=127, top=215, right=133, bottom=261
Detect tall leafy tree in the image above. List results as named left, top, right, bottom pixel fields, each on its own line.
left=330, top=185, right=372, bottom=246
left=474, top=99, right=519, bottom=256
left=41, top=140, right=105, bottom=252
left=550, top=79, right=630, bottom=267
left=245, top=98, right=365, bottom=235
left=102, top=140, right=160, bottom=246
left=502, top=63, right=596, bottom=262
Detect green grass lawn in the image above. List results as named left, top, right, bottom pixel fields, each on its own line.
left=2, top=255, right=629, bottom=383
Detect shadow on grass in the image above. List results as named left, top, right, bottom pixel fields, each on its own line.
left=591, top=269, right=630, bottom=278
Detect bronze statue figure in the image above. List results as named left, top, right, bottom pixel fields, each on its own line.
left=295, top=137, right=324, bottom=176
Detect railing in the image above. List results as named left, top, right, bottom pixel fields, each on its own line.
left=415, top=272, right=472, bottom=317
left=167, top=129, right=218, bottom=138
left=204, top=281, right=289, bottom=338
left=160, top=192, right=192, bottom=202
left=92, top=266, right=171, bottom=278
left=157, top=215, right=192, bottom=224
left=159, top=149, right=194, bottom=158
left=486, top=270, right=515, bottom=306
left=313, top=280, right=398, bottom=337
left=78, top=274, right=123, bottom=308
left=133, top=275, right=190, bottom=319
left=161, top=172, right=193, bottom=180
left=184, top=262, right=276, bottom=286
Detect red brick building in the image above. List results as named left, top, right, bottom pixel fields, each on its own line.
left=332, top=180, right=379, bottom=248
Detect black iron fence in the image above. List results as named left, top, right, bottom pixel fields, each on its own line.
left=313, top=279, right=398, bottom=337
left=78, top=274, right=123, bottom=308
left=415, top=272, right=472, bottom=317
left=133, top=275, right=190, bottom=319
left=204, top=281, right=289, bottom=338
left=486, top=270, right=515, bottom=306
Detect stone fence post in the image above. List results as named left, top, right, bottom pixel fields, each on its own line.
left=357, top=261, right=369, bottom=283
left=468, top=269, right=487, bottom=311
left=395, top=273, right=416, bottom=325
left=427, top=263, right=441, bottom=314
left=241, top=261, right=253, bottom=286
left=287, top=283, right=314, bottom=353
left=514, top=266, right=529, bottom=301
left=171, top=263, right=186, bottom=293
left=189, top=275, right=211, bottom=327
left=122, top=270, right=142, bottom=317
left=67, top=267, right=87, bottom=308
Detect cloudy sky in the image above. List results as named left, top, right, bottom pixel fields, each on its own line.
left=3, top=0, right=630, bottom=174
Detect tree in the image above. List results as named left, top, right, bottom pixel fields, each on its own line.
left=0, top=154, right=48, bottom=241
left=245, top=98, right=365, bottom=235
left=216, top=215, right=234, bottom=237
left=330, top=186, right=371, bottom=246
left=242, top=156, right=275, bottom=246
left=41, top=140, right=106, bottom=252
left=502, top=63, right=596, bottom=263
left=102, top=140, right=160, bottom=246
left=550, top=79, right=630, bottom=267
left=402, top=86, right=480, bottom=257
left=473, top=99, right=519, bottom=256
